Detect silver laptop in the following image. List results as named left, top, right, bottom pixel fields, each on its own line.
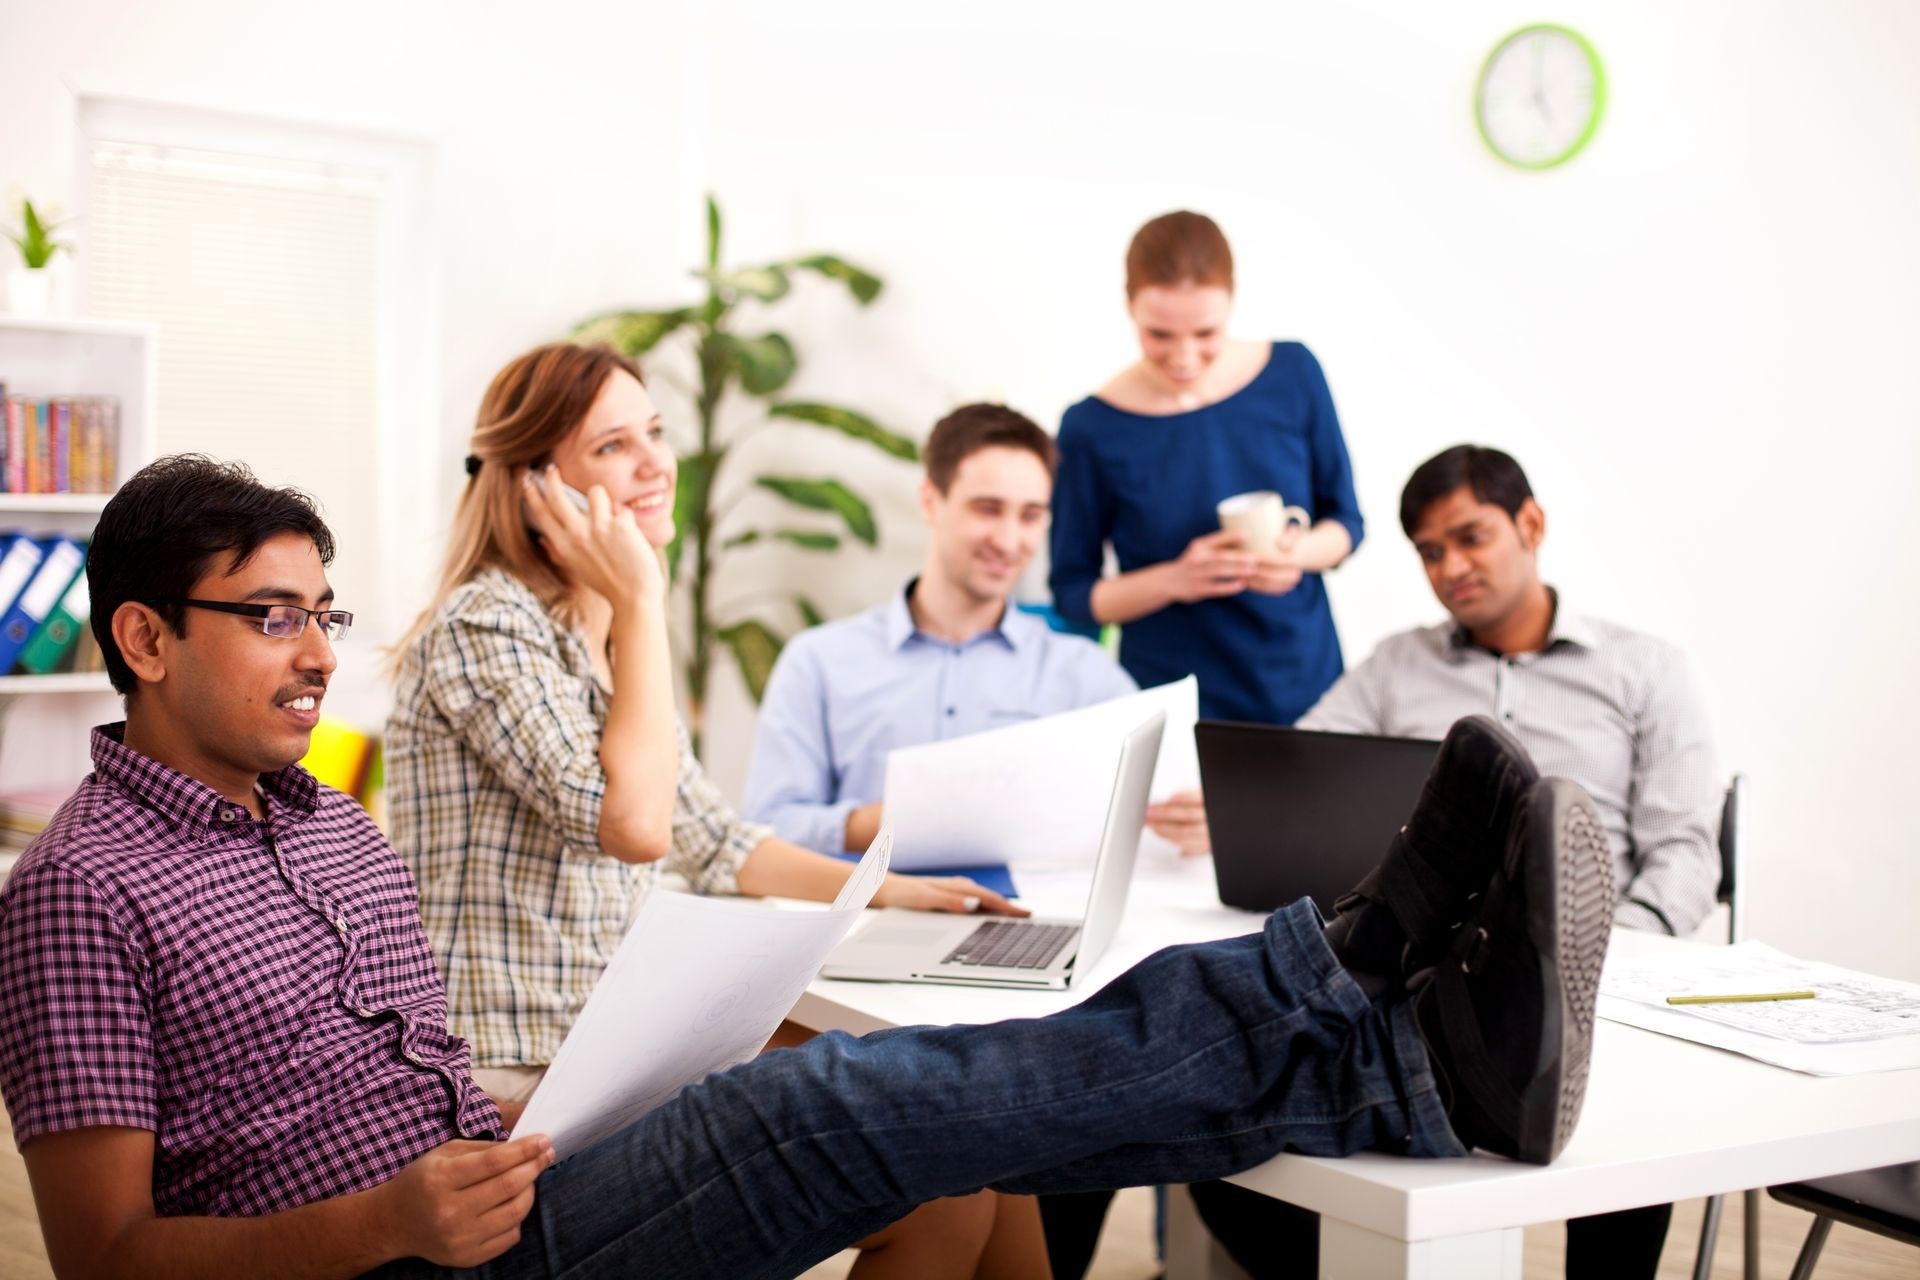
left=821, top=712, right=1165, bottom=990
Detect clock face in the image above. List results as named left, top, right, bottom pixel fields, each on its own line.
left=1476, top=25, right=1606, bottom=170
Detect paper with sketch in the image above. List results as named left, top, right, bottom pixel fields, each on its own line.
left=882, top=677, right=1198, bottom=871
left=1599, top=940, right=1920, bottom=1075
left=512, top=831, right=893, bottom=1159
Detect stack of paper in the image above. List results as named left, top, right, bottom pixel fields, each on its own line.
left=881, top=677, right=1199, bottom=871
left=513, top=830, right=893, bottom=1160
left=1599, top=941, right=1920, bottom=1075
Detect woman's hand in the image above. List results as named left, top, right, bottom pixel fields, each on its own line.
left=1166, top=530, right=1256, bottom=603
left=1246, top=526, right=1307, bottom=596
left=523, top=465, right=666, bottom=614
left=872, top=873, right=1029, bottom=917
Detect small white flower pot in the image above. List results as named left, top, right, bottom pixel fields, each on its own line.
left=5, top=267, right=54, bottom=317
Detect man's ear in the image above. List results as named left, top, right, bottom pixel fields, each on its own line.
left=1515, top=498, right=1547, bottom=552
left=111, top=602, right=172, bottom=689
left=918, top=477, right=942, bottom=526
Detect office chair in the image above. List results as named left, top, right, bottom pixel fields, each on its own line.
left=1768, top=1161, right=1920, bottom=1279
left=1692, top=775, right=1759, bottom=1280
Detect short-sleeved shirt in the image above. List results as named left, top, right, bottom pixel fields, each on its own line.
left=1298, top=597, right=1723, bottom=936
left=386, top=567, right=771, bottom=1069
left=0, top=725, right=501, bottom=1217
left=741, top=582, right=1139, bottom=854
left=1048, top=341, right=1365, bottom=725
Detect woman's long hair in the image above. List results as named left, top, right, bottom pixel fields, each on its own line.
left=394, top=341, right=647, bottom=663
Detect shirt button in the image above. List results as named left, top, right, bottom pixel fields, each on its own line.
left=405, top=1049, right=422, bottom=1064
left=356, top=1006, right=373, bottom=1017
left=945, top=707, right=955, bottom=716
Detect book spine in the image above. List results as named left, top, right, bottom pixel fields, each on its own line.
left=3, top=399, right=20, bottom=494
left=0, top=381, right=7, bottom=494
left=51, top=399, right=70, bottom=493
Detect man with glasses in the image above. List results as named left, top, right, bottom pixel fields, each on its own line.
left=0, top=453, right=1617, bottom=1280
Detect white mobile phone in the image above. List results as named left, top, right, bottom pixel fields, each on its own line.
left=524, top=473, right=591, bottom=532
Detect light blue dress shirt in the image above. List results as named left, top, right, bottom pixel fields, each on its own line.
left=743, top=581, right=1139, bottom=854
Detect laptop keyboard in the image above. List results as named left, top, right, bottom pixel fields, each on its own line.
left=944, top=920, right=1079, bottom=970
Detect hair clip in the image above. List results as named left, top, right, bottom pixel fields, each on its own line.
left=464, top=455, right=483, bottom=477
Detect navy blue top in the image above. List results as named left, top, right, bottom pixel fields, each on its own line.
left=1049, top=341, right=1364, bottom=725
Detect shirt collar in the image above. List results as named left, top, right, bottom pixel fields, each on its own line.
left=1447, top=587, right=1596, bottom=658
left=886, top=578, right=1031, bottom=651
left=91, top=721, right=320, bottom=839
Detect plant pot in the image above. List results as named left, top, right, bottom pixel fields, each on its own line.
left=4, top=267, right=54, bottom=318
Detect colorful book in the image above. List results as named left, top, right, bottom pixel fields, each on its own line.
left=49, top=399, right=70, bottom=493
left=0, top=537, right=84, bottom=671
left=19, top=566, right=89, bottom=674
left=3, top=399, right=21, bottom=493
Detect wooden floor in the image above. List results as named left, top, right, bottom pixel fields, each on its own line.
left=0, top=1103, right=1911, bottom=1277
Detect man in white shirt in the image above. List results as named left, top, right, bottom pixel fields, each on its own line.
left=1195, top=443, right=1722, bottom=1279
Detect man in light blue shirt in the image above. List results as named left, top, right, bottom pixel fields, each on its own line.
left=744, top=403, right=1207, bottom=856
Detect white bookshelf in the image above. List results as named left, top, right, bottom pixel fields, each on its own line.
left=0, top=316, right=156, bottom=789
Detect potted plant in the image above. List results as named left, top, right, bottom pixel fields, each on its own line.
left=4, top=198, right=69, bottom=318
left=574, top=196, right=917, bottom=752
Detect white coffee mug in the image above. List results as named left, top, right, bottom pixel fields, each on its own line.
left=1216, top=490, right=1312, bottom=554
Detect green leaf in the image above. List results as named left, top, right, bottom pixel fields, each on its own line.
left=720, top=332, right=797, bottom=396
left=706, top=195, right=722, bottom=271
left=795, top=596, right=826, bottom=628
left=722, top=528, right=840, bottom=552
left=792, top=254, right=883, bottom=305
left=755, top=476, right=878, bottom=546
left=667, top=451, right=718, bottom=577
left=572, top=308, right=693, bottom=357
left=717, top=618, right=783, bottom=703
left=699, top=265, right=791, bottom=303
left=768, top=402, right=918, bottom=461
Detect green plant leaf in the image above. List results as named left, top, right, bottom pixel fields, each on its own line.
left=573, top=308, right=693, bottom=357
left=768, top=402, right=918, bottom=461
left=792, top=255, right=883, bottom=305
left=668, top=451, right=718, bottom=577
left=755, top=476, right=878, bottom=546
left=795, top=596, right=826, bottom=628
left=717, top=618, right=784, bottom=703
left=721, top=332, right=797, bottom=396
left=698, top=265, right=791, bottom=303
left=706, top=194, right=722, bottom=271
left=721, top=528, right=841, bottom=552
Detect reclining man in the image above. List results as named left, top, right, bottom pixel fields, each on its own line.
left=743, top=401, right=1211, bottom=859
left=1192, top=443, right=1722, bottom=1280
left=0, top=455, right=1612, bottom=1280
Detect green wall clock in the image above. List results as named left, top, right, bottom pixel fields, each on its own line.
left=1475, top=24, right=1607, bottom=170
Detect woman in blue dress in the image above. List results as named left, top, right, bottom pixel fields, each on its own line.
left=1049, top=210, right=1364, bottom=733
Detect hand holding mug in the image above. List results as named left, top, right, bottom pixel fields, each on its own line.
left=1168, top=530, right=1257, bottom=603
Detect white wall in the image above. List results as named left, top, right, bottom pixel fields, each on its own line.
left=692, top=0, right=1920, bottom=979
left=3, top=1, right=1916, bottom=979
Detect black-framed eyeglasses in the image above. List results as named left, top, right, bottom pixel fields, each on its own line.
left=149, top=597, right=354, bottom=641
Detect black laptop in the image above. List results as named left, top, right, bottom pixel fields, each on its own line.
left=1196, top=721, right=1443, bottom=914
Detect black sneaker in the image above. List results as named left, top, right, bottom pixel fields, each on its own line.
left=1413, top=777, right=1614, bottom=1165
left=1324, top=715, right=1541, bottom=989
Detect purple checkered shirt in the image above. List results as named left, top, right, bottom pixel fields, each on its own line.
left=0, top=724, right=504, bottom=1217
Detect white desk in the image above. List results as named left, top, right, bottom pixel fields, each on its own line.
left=791, top=856, right=1920, bottom=1279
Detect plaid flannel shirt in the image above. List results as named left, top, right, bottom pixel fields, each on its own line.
left=387, top=568, right=768, bottom=1068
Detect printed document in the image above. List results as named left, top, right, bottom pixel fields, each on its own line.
left=513, top=831, right=893, bottom=1158
left=881, top=677, right=1199, bottom=870
left=1599, top=940, right=1920, bottom=1075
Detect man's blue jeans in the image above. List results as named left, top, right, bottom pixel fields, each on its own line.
left=377, top=900, right=1465, bottom=1279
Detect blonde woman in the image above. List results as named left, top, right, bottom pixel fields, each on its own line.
left=388, top=342, right=1042, bottom=1279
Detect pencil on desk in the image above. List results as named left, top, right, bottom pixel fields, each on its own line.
left=1665, top=990, right=1817, bottom=1005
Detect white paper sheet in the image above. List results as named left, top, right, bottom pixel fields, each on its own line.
left=1598, top=940, right=1920, bottom=1075
left=880, top=677, right=1199, bottom=871
left=511, top=831, right=893, bottom=1159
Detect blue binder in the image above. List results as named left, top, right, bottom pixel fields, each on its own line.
left=0, top=536, right=85, bottom=672
left=0, top=535, right=49, bottom=644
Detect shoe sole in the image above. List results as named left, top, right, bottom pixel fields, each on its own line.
left=1516, top=778, right=1615, bottom=1163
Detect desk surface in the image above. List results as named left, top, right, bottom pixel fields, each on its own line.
left=791, top=855, right=1920, bottom=1244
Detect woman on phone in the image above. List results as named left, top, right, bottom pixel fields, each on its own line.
left=1049, top=210, right=1364, bottom=734
left=387, top=341, right=1042, bottom=1279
